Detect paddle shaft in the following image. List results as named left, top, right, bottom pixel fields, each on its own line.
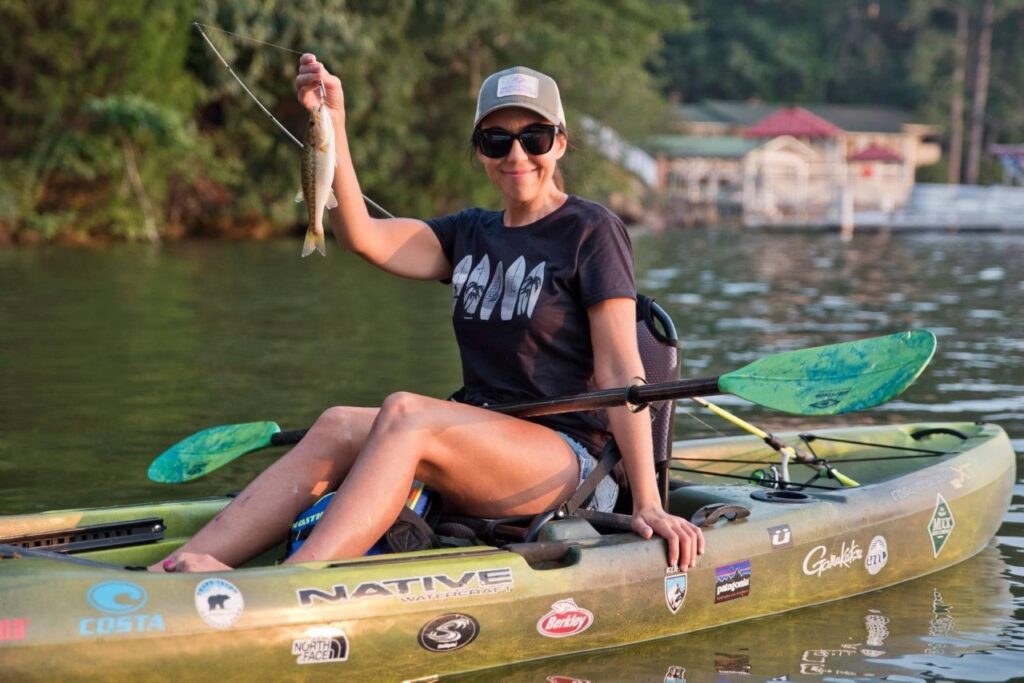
left=265, top=377, right=721, bottom=449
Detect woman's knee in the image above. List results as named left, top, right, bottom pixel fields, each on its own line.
left=376, top=391, right=430, bottom=430
left=309, top=406, right=372, bottom=450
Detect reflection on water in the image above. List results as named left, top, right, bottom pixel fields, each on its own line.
left=451, top=546, right=1013, bottom=682
left=1, top=229, right=1021, bottom=680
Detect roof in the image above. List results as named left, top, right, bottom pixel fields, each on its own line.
left=848, top=143, right=903, bottom=163
left=644, top=135, right=760, bottom=158
left=675, top=100, right=922, bottom=134
left=744, top=107, right=844, bottom=138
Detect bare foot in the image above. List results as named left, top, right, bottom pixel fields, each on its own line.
left=148, top=552, right=232, bottom=573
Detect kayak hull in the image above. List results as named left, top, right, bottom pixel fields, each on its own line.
left=0, top=422, right=1014, bottom=681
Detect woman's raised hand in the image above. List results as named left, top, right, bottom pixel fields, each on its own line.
left=296, top=54, right=345, bottom=114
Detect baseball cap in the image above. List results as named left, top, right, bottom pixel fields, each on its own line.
left=473, top=66, right=565, bottom=129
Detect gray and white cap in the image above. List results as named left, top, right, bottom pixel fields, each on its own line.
left=473, top=66, right=565, bottom=129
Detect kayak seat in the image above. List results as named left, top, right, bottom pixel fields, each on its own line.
left=436, top=295, right=680, bottom=545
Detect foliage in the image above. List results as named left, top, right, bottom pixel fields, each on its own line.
left=1, top=1, right=1022, bottom=242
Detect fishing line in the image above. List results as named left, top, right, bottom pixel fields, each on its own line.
left=192, top=21, right=395, bottom=219
left=193, top=22, right=304, bottom=55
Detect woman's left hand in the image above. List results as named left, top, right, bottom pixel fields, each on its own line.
left=632, top=504, right=705, bottom=570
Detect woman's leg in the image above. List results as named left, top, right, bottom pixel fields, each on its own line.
left=286, top=392, right=579, bottom=564
left=150, top=406, right=378, bottom=571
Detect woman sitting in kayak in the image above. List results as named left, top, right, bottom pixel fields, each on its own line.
left=152, top=59, right=704, bottom=573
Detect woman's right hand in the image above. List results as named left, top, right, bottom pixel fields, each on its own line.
left=296, top=53, right=345, bottom=115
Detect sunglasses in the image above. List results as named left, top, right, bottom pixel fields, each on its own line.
left=474, top=124, right=561, bottom=158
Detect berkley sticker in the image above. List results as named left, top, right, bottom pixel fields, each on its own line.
left=864, top=535, right=889, bottom=576
left=0, top=618, right=30, bottom=642
left=418, top=613, right=479, bottom=652
left=664, top=570, right=688, bottom=614
left=537, top=599, right=593, bottom=638
left=768, top=524, right=793, bottom=550
left=79, top=581, right=165, bottom=636
left=802, top=540, right=863, bottom=578
left=929, top=493, right=955, bottom=557
left=714, top=560, right=751, bottom=603
left=292, top=624, right=349, bottom=664
left=195, top=578, right=244, bottom=629
left=297, top=567, right=513, bottom=606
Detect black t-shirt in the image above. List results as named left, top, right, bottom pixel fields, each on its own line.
left=426, top=195, right=636, bottom=454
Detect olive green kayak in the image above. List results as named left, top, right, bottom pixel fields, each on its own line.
left=0, top=421, right=1014, bottom=681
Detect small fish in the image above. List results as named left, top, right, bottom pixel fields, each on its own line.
left=295, top=101, right=337, bottom=257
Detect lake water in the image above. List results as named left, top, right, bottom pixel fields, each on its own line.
left=1, top=228, right=1021, bottom=681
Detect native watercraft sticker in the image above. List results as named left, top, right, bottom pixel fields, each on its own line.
left=864, top=535, right=889, bottom=576
left=0, top=618, right=29, bottom=642
left=194, top=578, right=244, bottom=629
left=291, top=623, right=349, bottom=664
left=537, top=599, right=594, bottom=638
left=928, top=493, right=955, bottom=557
left=297, top=567, right=513, bottom=606
left=768, top=524, right=793, bottom=550
left=80, top=581, right=164, bottom=636
left=802, top=540, right=863, bottom=578
left=714, top=560, right=751, bottom=603
left=418, top=613, right=479, bottom=652
left=664, top=569, right=688, bottom=614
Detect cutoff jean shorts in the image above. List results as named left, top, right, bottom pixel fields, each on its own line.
left=557, top=433, right=620, bottom=513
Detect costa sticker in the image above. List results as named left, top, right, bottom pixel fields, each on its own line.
left=714, top=560, right=751, bottom=603
left=537, top=599, right=593, bottom=638
left=768, top=524, right=793, bottom=549
left=417, top=613, right=479, bottom=652
left=292, top=624, right=349, bottom=664
left=664, top=571, right=688, bottom=614
left=80, top=581, right=164, bottom=636
left=195, top=578, right=244, bottom=629
left=864, top=535, right=888, bottom=576
left=928, top=493, right=955, bottom=557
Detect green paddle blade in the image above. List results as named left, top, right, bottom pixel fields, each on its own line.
left=148, top=421, right=281, bottom=483
left=719, top=329, right=936, bottom=415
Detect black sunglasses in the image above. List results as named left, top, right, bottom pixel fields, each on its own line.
left=473, top=124, right=561, bottom=158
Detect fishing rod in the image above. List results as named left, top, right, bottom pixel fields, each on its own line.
left=192, top=21, right=394, bottom=219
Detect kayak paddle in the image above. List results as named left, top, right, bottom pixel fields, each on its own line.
left=147, top=329, right=935, bottom=483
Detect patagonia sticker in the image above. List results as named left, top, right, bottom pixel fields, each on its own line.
left=714, top=560, right=751, bottom=603
left=496, top=73, right=539, bottom=99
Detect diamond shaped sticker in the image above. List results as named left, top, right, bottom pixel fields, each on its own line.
left=928, top=493, right=955, bottom=557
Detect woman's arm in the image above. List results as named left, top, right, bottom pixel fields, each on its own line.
left=296, top=55, right=450, bottom=280
left=588, top=297, right=705, bottom=570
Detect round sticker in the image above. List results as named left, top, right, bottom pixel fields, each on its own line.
left=194, top=578, right=244, bottom=629
left=865, top=535, right=889, bottom=576
left=417, top=613, right=479, bottom=652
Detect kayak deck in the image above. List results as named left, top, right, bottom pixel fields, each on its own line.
left=0, top=421, right=1014, bottom=681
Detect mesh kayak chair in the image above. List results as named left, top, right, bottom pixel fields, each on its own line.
left=435, top=294, right=680, bottom=545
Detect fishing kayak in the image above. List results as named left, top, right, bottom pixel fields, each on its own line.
left=0, top=421, right=1013, bottom=681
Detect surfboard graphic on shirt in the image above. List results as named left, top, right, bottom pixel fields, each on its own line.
left=450, top=255, right=473, bottom=312
left=479, top=261, right=504, bottom=321
left=517, top=261, right=545, bottom=317
left=461, top=255, right=490, bottom=316
left=500, top=256, right=526, bottom=321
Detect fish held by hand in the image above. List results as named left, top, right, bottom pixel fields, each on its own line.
left=296, top=101, right=337, bottom=257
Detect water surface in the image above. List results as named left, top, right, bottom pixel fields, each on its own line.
left=0, top=228, right=1021, bottom=681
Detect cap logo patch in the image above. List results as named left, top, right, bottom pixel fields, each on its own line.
left=496, top=74, right=539, bottom=99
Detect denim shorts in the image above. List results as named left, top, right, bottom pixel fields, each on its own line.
left=557, top=433, right=620, bottom=513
